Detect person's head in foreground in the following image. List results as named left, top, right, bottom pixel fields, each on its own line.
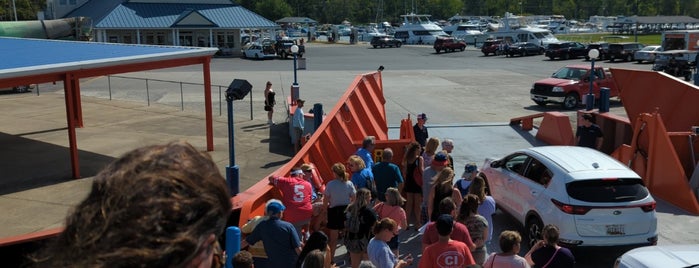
left=33, top=141, right=232, bottom=268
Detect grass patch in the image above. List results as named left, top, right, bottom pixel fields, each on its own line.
left=556, top=33, right=662, bottom=45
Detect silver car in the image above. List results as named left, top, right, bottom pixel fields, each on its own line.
left=634, top=45, right=662, bottom=63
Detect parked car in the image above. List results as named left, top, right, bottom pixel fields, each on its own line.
left=530, top=64, right=619, bottom=109
left=481, top=146, right=658, bottom=248
left=275, top=38, right=305, bottom=58
left=634, top=45, right=662, bottom=63
left=507, top=42, right=544, bottom=57
left=544, top=42, right=587, bottom=60
left=608, top=42, right=645, bottom=62
left=614, top=244, right=699, bottom=268
left=241, top=42, right=277, bottom=60
left=1, top=85, right=33, bottom=93
left=370, top=35, right=402, bottom=48
left=433, top=36, right=466, bottom=53
left=585, top=42, right=610, bottom=61
left=481, top=39, right=503, bottom=56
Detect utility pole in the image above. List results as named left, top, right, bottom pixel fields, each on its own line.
left=12, top=0, right=18, bottom=21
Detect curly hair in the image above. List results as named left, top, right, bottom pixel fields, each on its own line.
left=32, top=141, right=231, bottom=267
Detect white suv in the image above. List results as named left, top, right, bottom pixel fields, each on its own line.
left=482, top=146, right=657, bottom=248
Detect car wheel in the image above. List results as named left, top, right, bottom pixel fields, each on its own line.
left=626, top=54, right=633, bottom=62
left=281, top=51, right=287, bottom=59
left=534, top=100, right=546, bottom=106
left=373, top=45, right=378, bottom=48
left=521, top=52, right=525, bottom=57
left=563, top=53, right=570, bottom=60
left=637, top=60, right=643, bottom=63
left=526, top=216, right=544, bottom=248
left=539, top=49, right=543, bottom=55
left=380, top=43, right=386, bottom=48
left=549, top=56, right=555, bottom=60
left=584, top=56, right=590, bottom=61
left=460, top=47, right=465, bottom=51
left=255, top=53, right=260, bottom=59
left=435, top=48, right=440, bottom=54
left=685, top=74, right=692, bottom=81
left=562, top=93, right=580, bottom=110
left=395, top=42, right=402, bottom=48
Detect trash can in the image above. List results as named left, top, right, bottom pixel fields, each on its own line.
left=599, top=87, right=610, bottom=113
left=297, top=57, right=306, bottom=70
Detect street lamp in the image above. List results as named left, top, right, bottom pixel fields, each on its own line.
left=225, top=79, right=252, bottom=196
left=291, top=44, right=300, bottom=104
left=586, top=49, right=600, bottom=111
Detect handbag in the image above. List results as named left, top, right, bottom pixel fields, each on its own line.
left=412, top=159, right=423, bottom=187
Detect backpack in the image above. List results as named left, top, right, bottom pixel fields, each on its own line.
left=345, top=210, right=361, bottom=234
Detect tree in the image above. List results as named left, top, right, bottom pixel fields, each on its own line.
left=255, top=0, right=293, bottom=21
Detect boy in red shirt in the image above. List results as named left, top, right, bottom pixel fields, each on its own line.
left=269, top=168, right=313, bottom=239
left=419, top=214, right=475, bottom=268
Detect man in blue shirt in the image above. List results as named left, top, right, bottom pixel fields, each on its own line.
left=241, top=199, right=302, bottom=268
left=356, top=136, right=376, bottom=168
left=292, top=99, right=305, bottom=153
left=372, top=148, right=404, bottom=202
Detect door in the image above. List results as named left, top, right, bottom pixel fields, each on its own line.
left=497, top=154, right=529, bottom=214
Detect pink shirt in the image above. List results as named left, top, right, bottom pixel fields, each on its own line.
left=271, top=176, right=313, bottom=223
left=374, top=203, right=407, bottom=231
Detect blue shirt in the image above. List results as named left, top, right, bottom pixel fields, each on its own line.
left=292, top=107, right=304, bottom=129
left=245, top=217, right=301, bottom=267
left=368, top=237, right=397, bottom=268
left=372, top=162, right=404, bottom=201
left=356, top=147, right=374, bottom=168
left=351, top=168, right=374, bottom=189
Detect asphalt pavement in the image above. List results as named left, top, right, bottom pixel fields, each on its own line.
left=1, top=41, right=697, bottom=267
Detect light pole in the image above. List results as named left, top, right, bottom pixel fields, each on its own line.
left=291, top=44, right=300, bottom=104
left=225, top=79, right=251, bottom=196
left=586, top=49, right=600, bottom=111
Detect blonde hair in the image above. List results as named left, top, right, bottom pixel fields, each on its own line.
left=424, top=137, right=441, bottom=155
left=348, top=155, right=366, bottom=171
left=468, top=176, right=487, bottom=203
left=347, top=188, right=371, bottom=215
left=385, top=187, right=405, bottom=206
left=332, top=162, right=349, bottom=182
left=431, top=167, right=455, bottom=186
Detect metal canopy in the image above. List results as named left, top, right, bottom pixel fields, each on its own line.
left=0, top=37, right=219, bottom=179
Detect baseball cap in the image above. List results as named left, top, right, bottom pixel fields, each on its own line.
left=465, top=163, right=478, bottom=173
left=266, top=199, right=286, bottom=214
left=300, top=163, right=314, bottom=172
left=290, top=169, right=304, bottom=176
left=417, top=113, right=427, bottom=120
left=432, top=151, right=448, bottom=166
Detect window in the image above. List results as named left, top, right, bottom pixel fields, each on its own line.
left=523, top=158, right=551, bottom=186
left=504, top=154, right=529, bottom=175
left=567, top=179, right=649, bottom=202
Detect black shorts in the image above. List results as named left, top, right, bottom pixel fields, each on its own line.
left=326, top=205, right=348, bottom=230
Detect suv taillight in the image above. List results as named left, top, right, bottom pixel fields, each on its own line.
left=552, top=199, right=591, bottom=215
left=640, top=201, right=656, bottom=212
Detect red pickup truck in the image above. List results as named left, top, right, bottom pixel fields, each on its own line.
left=529, top=65, right=618, bottom=109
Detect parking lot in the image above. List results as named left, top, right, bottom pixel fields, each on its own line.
left=39, top=42, right=699, bottom=267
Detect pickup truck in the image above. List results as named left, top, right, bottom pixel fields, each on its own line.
left=530, top=65, right=618, bottom=109
left=275, top=38, right=305, bottom=59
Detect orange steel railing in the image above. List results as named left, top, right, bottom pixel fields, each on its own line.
left=231, top=71, right=414, bottom=226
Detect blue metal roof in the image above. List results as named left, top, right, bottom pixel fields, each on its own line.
left=0, top=37, right=217, bottom=80
left=67, top=2, right=278, bottom=29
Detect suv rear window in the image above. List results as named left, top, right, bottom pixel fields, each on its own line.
left=566, top=178, right=649, bottom=202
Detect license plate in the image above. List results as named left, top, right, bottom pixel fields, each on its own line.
left=606, top=224, right=625, bottom=235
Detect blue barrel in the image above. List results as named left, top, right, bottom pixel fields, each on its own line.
left=599, top=87, right=610, bottom=113
left=313, top=103, right=323, bottom=130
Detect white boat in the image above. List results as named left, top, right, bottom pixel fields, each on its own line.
left=393, top=13, right=447, bottom=45
left=485, top=12, right=560, bottom=47
left=442, top=23, right=487, bottom=45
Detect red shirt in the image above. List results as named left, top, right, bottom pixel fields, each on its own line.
left=422, top=221, right=476, bottom=250
left=271, top=176, right=313, bottom=223
left=419, top=240, right=475, bottom=268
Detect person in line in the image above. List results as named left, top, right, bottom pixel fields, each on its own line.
left=349, top=155, right=375, bottom=193
left=413, top=113, right=429, bottom=148
left=301, top=163, right=327, bottom=233
left=427, top=167, right=463, bottom=222
left=422, top=151, right=449, bottom=224
left=356, top=136, right=376, bottom=169
left=241, top=213, right=269, bottom=267
left=422, top=137, right=441, bottom=167
left=293, top=99, right=306, bottom=153
left=269, top=168, right=313, bottom=239
left=323, top=163, right=356, bottom=261
left=367, top=218, right=413, bottom=268
left=483, top=230, right=530, bottom=268
left=31, top=141, right=231, bottom=267
left=401, top=141, right=424, bottom=229
left=344, top=188, right=379, bottom=268
left=372, top=148, right=404, bottom=201
left=233, top=250, right=254, bottom=268
left=264, top=81, right=276, bottom=125
left=524, top=224, right=575, bottom=268
left=469, top=176, right=496, bottom=242
left=301, top=249, right=326, bottom=268
left=455, top=163, right=479, bottom=198
left=576, top=113, right=603, bottom=150
left=296, top=231, right=333, bottom=268
left=419, top=214, right=475, bottom=268
left=457, top=194, right=490, bottom=265
left=422, top=197, right=476, bottom=251
left=373, top=187, right=407, bottom=256
left=242, top=199, right=302, bottom=268
left=441, top=138, right=455, bottom=169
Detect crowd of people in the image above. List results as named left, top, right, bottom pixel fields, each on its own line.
left=32, top=111, right=580, bottom=268
left=236, top=113, right=577, bottom=268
